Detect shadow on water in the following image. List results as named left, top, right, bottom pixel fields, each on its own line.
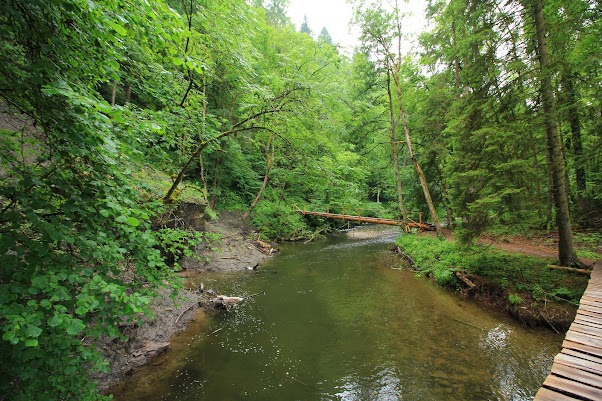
left=112, top=226, right=561, bottom=401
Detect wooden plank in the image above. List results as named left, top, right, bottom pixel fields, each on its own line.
left=570, top=322, right=602, bottom=337
left=579, top=304, right=602, bottom=316
left=534, top=387, right=581, bottom=401
left=579, top=309, right=602, bottom=321
left=582, top=295, right=602, bottom=304
left=551, top=362, right=602, bottom=388
left=574, top=316, right=602, bottom=330
left=556, top=353, right=602, bottom=375
left=562, top=348, right=602, bottom=365
left=576, top=311, right=602, bottom=323
left=581, top=299, right=602, bottom=309
left=542, top=374, right=602, bottom=400
left=563, top=339, right=602, bottom=358
left=565, top=331, right=602, bottom=351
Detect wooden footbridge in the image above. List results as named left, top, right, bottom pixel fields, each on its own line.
left=534, top=261, right=602, bottom=401
left=295, top=205, right=436, bottom=232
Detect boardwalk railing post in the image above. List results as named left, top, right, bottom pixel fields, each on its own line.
left=358, top=208, right=361, bottom=218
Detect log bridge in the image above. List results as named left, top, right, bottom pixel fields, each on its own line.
left=534, top=260, right=602, bottom=401
left=296, top=205, right=436, bottom=232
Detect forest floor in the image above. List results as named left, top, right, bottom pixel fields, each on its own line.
left=415, top=228, right=600, bottom=331
left=426, top=229, right=598, bottom=266
left=97, top=210, right=273, bottom=393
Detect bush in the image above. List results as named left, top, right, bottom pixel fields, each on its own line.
left=251, top=200, right=310, bottom=240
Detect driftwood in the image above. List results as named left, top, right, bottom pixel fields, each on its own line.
left=391, top=246, right=415, bottom=266
left=255, top=234, right=277, bottom=255
left=548, top=265, right=592, bottom=275
left=212, top=295, right=244, bottom=311
left=454, top=271, right=476, bottom=288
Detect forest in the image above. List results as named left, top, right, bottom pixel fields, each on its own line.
left=0, top=0, right=601, bottom=399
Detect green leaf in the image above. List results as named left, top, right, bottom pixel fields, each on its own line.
left=25, top=339, right=39, bottom=347
left=115, top=215, right=127, bottom=223
left=66, top=319, right=85, bottom=336
left=99, top=209, right=111, bottom=217
left=107, top=20, right=127, bottom=36
left=126, top=217, right=140, bottom=227
left=25, top=325, right=43, bottom=338
left=172, top=57, right=183, bottom=66
left=48, top=315, right=63, bottom=327
left=2, top=331, right=15, bottom=341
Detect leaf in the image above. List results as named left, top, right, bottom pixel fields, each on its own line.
left=66, top=319, right=85, bottom=336
left=99, top=209, right=111, bottom=218
left=126, top=217, right=140, bottom=227
left=107, top=20, right=127, bottom=36
left=25, top=339, right=39, bottom=347
left=48, top=315, right=63, bottom=327
left=115, top=215, right=127, bottom=223
left=2, top=331, right=15, bottom=341
left=25, top=325, right=43, bottom=338
left=172, top=57, right=183, bottom=66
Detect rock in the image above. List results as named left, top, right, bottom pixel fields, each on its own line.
left=135, top=341, right=170, bottom=359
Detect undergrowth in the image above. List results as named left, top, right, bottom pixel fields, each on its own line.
left=396, top=235, right=588, bottom=305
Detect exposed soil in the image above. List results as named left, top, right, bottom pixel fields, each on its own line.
left=96, top=209, right=273, bottom=393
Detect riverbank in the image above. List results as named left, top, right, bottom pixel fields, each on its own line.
left=96, top=211, right=272, bottom=392
left=394, top=233, right=593, bottom=332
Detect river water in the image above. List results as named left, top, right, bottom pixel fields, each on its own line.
left=112, top=226, right=561, bottom=401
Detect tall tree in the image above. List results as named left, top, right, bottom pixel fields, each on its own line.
left=532, top=0, right=580, bottom=266
left=265, top=0, right=290, bottom=28
left=318, top=27, right=334, bottom=44
left=355, top=1, right=444, bottom=236
left=300, top=14, right=313, bottom=35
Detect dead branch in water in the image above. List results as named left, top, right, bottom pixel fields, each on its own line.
left=454, top=271, right=476, bottom=288
left=392, top=246, right=415, bottom=266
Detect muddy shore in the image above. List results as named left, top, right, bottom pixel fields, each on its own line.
left=96, top=211, right=272, bottom=392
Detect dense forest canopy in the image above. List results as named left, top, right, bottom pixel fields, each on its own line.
left=1, top=0, right=601, bottom=399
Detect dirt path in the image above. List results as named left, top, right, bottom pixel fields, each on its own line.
left=423, top=229, right=596, bottom=266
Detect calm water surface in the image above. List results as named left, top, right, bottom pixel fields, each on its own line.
left=112, top=226, right=561, bottom=401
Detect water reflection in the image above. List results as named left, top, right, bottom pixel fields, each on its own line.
left=112, top=226, right=561, bottom=401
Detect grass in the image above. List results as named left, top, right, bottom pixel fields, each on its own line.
left=396, top=234, right=589, bottom=305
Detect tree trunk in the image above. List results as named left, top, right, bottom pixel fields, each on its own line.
left=562, top=71, right=586, bottom=211
left=399, top=103, right=444, bottom=238
left=436, top=164, right=453, bottom=228
left=110, top=81, right=117, bottom=106
left=386, top=71, right=407, bottom=222
left=533, top=0, right=580, bottom=266
left=451, top=19, right=461, bottom=100
left=210, top=154, right=222, bottom=209
left=125, top=83, right=132, bottom=104
left=243, top=133, right=274, bottom=221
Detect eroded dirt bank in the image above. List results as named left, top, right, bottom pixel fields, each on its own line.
left=96, top=211, right=274, bottom=392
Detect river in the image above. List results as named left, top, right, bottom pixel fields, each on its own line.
left=112, top=226, right=561, bottom=401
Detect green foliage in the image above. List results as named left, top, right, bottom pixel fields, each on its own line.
left=508, top=293, right=523, bottom=306
left=396, top=235, right=587, bottom=304
left=154, top=228, right=204, bottom=269
left=252, top=200, right=309, bottom=240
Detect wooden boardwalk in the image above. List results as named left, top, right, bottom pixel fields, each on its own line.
left=534, top=261, right=602, bottom=401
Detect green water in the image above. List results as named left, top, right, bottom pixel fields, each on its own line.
left=112, top=226, right=561, bottom=401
